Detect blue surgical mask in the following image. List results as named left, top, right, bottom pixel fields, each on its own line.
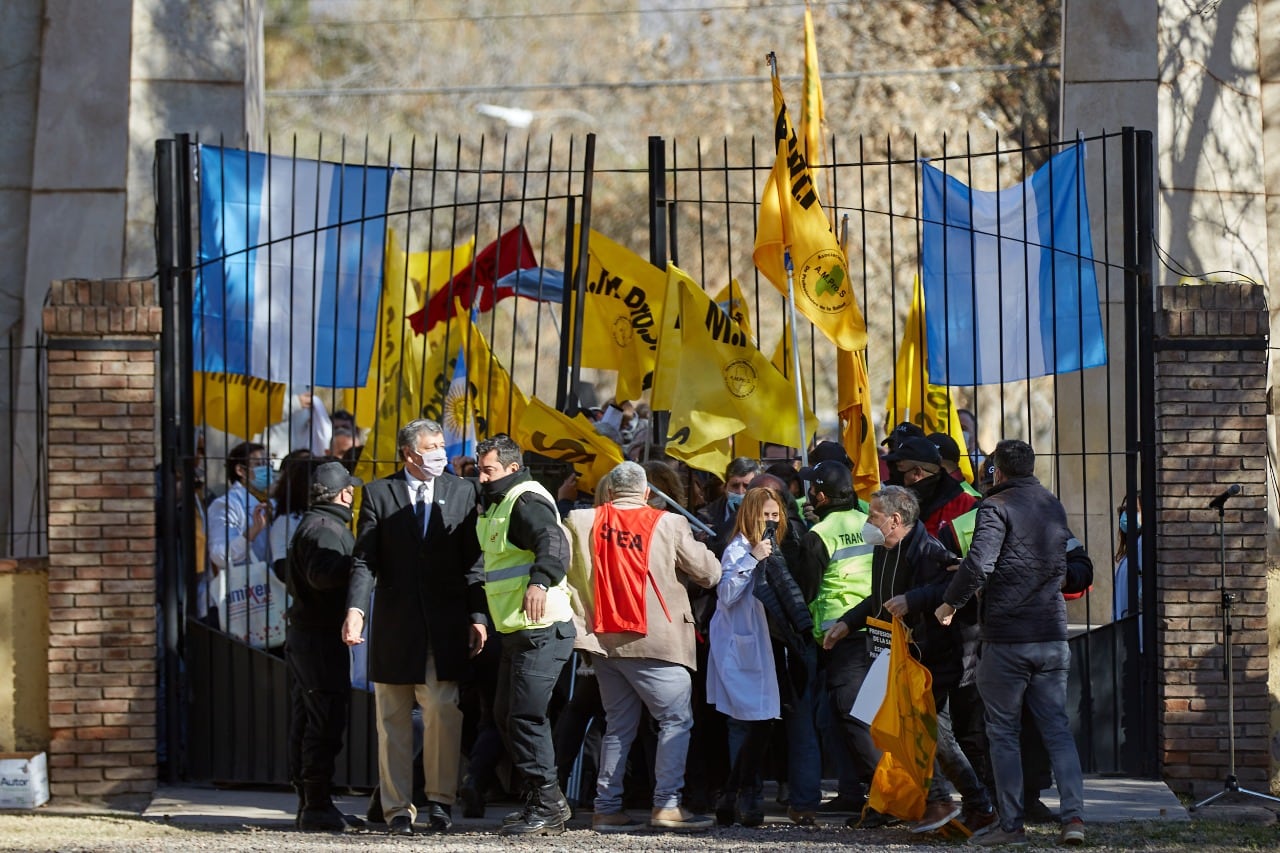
left=726, top=492, right=744, bottom=511
left=1119, top=511, right=1140, bottom=535
left=250, top=464, right=275, bottom=493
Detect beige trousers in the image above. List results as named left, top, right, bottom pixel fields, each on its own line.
left=373, top=654, right=462, bottom=822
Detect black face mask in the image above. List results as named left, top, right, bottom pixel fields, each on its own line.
left=909, top=472, right=940, bottom=505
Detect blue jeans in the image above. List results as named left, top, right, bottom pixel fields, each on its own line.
left=780, top=643, right=822, bottom=810
left=977, top=641, right=1084, bottom=830
left=593, top=656, right=694, bottom=813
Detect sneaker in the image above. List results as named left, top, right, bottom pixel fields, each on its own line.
left=911, top=800, right=962, bottom=834
left=650, top=806, right=714, bottom=831
left=787, top=807, right=817, bottom=826
left=968, top=825, right=1028, bottom=846
left=1059, top=818, right=1085, bottom=846
left=962, top=805, right=998, bottom=834
left=592, top=812, right=644, bottom=833
left=821, top=793, right=867, bottom=813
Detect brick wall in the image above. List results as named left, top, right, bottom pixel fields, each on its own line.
left=1155, top=282, right=1270, bottom=796
left=42, top=279, right=162, bottom=800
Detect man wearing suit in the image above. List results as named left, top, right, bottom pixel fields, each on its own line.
left=341, top=418, right=485, bottom=837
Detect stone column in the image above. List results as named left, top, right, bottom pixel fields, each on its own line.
left=42, top=279, right=161, bottom=800
left=1155, top=282, right=1269, bottom=797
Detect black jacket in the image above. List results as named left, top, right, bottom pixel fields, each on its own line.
left=348, top=470, right=484, bottom=683
left=286, top=501, right=356, bottom=630
left=837, top=521, right=967, bottom=687
left=942, top=475, right=1070, bottom=644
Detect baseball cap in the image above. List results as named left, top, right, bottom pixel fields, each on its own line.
left=929, top=432, right=962, bottom=469
left=881, top=421, right=926, bottom=450
left=314, top=460, right=363, bottom=493
left=798, top=459, right=854, bottom=499
left=884, top=435, right=943, bottom=469
left=796, top=440, right=852, bottom=481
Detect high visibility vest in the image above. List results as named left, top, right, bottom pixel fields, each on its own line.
left=951, top=508, right=979, bottom=556
left=477, top=480, right=572, bottom=634
left=809, top=507, right=875, bottom=639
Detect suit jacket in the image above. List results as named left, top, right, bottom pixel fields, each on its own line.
left=348, top=470, right=483, bottom=683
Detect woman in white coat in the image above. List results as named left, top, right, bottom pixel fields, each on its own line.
left=706, top=486, right=785, bottom=827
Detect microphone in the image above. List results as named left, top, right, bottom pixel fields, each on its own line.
left=1207, top=484, right=1241, bottom=511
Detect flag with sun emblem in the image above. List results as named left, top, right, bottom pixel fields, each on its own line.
left=651, top=264, right=814, bottom=472
left=443, top=329, right=478, bottom=464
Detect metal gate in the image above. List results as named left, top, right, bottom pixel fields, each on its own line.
left=155, top=127, right=1157, bottom=785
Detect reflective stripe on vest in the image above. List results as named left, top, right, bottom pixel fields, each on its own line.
left=809, top=506, right=874, bottom=639
left=477, top=479, right=572, bottom=634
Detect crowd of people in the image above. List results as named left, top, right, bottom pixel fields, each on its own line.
left=194, top=402, right=1108, bottom=845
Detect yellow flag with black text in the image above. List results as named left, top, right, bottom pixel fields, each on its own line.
left=513, top=396, right=623, bottom=494
left=653, top=264, right=814, bottom=459
left=885, top=278, right=974, bottom=483
left=193, top=372, right=286, bottom=441
left=753, top=63, right=866, bottom=351
left=349, top=231, right=475, bottom=481
left=711, top=278, right=753, bottom=343
left=570, top=228, right=667, bottom=402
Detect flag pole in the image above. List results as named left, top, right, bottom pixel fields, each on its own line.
left=768, top=51, right=811, bottom=468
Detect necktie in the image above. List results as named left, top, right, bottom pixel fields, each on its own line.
left=415, top=482, right=428, bottom=535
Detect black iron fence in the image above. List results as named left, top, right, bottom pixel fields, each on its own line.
left=155, top=127, right=1157, bottom=786
left=1, top=331, right=47, bottom=558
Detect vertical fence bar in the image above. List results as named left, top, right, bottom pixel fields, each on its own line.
left=556, top=193, right=577, bottom=413
left=648, top=135, right=667, bottom=269
left=566, top=134, right=597, bottom=413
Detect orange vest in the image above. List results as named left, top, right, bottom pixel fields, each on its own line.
left=590, top=503, right=669, bottom=635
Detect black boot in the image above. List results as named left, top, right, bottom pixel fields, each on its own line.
left=715, top=789, right=737, bottom=826
left=500, top=782, right=571, bottom=836
left=736, top=787, right=765, bottom=828
left=503, top=783, right=535, bottom=826
left=459, top=774, right=486, bottom=819
left=292, top=781, right=304, bottom=830
left=298, top=781, right=347, bottom=832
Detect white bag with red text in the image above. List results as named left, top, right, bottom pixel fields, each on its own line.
left=212, top=560, right=288, bottom=649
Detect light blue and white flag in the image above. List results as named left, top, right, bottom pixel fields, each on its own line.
left=443, top=336, right=478, bottom=463
left=920, top=142, right=1106, bottom=385
left=195, top=145, right=393, bottom=388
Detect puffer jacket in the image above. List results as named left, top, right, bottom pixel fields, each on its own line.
left=942, top=475, right=1070, bottom=644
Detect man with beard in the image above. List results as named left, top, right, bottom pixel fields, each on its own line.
left=883, top=435, right=976, bottom=537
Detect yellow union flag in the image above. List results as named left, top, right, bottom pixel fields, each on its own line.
left=193, top=372, right=286, bottom=441
left=885, top=277, right=974, bottom=483
left=513, top=396, right=623, bottom=494
left=753, top=62, right=867, bottom=352
left=838, top=347, right=881, bottom=502
left=653, top=264, right=814, bottom=461
left=350, top=231, right=475, bottom=482
left=570, top=228, right=667, bottom=402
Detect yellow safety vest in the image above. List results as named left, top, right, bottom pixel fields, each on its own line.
left=809, top=506, right=875, bottom=639
left=476, top=480, right=572, bottom=634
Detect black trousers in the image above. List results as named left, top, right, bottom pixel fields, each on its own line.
left=287, top=626, right=351, bottom=785
left=494, top=620, right=575, bottom=789
left=820, top=632, right=882, bottom=787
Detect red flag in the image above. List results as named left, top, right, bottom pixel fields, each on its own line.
left=408, top=226, right=537, bottom=334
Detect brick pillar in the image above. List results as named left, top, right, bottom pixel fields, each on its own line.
left=42, top=279, right=162, bottom=800
left=1154, top=282, right=1270, bottom=797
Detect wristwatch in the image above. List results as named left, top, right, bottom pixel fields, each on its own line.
left=530, top=582, right=549, bottom=591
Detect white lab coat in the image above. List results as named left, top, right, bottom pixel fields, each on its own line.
left=705, top=533, right=780, bottom=721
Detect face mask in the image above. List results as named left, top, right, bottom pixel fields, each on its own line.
left=1119, top=511, right=1140, bottom=534
left=861, top=519, right=886, bottom=548
left=250, top=464, right=274, bottom=493
left=726, top=492, right=744, bottom=511
left=417, top=448, right=448, bottom=479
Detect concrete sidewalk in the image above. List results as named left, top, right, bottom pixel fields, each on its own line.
left=138, top=775, right=1196, bottom=828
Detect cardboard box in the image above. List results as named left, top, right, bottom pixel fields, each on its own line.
left=0, top=752, right=49, bottom=809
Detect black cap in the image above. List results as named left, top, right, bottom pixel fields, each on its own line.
left=315, top=460, right=363, bottom=493
left=884, top=435, right=943, bottom=467
left=798, top=459, right=854, bottom=499
left=796, top=441, right=852, bottom=481
left=928, top=432, right=961, bottom=465
left=881, top=421, right=926, bottom=450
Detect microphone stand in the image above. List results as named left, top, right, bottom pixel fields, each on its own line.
left=1189, top=491, right=1280, bottom=811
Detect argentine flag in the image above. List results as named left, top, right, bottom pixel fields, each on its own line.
left=920, top=142, right=1106, bottom=386
left=195, top=145, right=393, bottom=388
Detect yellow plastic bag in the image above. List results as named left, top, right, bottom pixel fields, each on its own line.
left=866, top=615, right=937, bottom=820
